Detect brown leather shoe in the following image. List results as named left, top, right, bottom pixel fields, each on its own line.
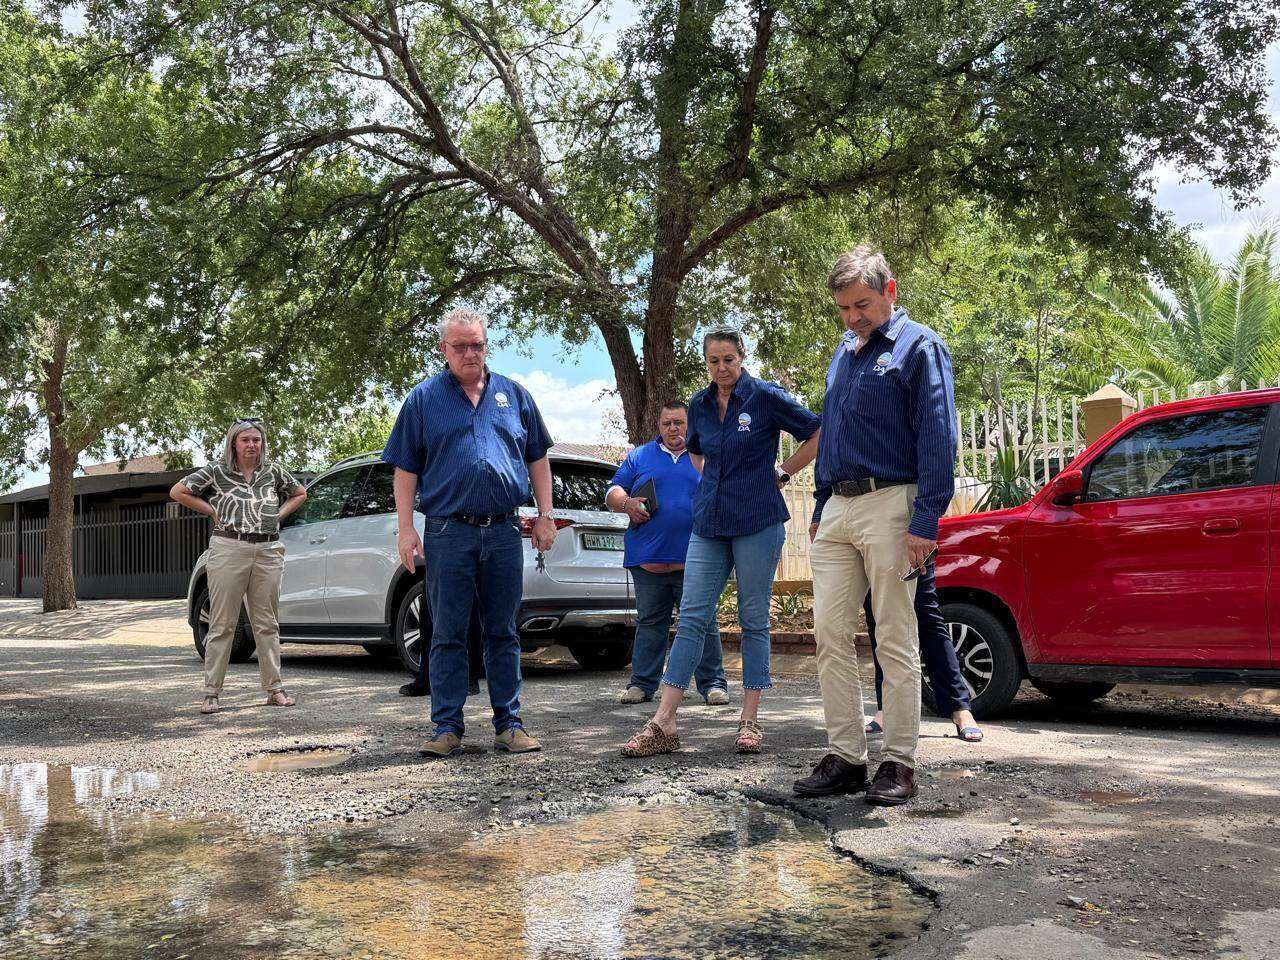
left=421, top=730, right=464, bottom=758
left=793, top=753, right=868, bottom=797
left=494, top=726, right=542, bottom=754
left=864, top=760, right=917, bottom=806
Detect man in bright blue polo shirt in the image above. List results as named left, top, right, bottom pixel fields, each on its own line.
left=794, top=245, right=957, bottom=807
left=382, top=307, right=558, bottom=759
left=606, top=400, right=728, bottom=706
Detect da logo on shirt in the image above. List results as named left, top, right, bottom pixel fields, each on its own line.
left=874, top=352, right=893, bottom=376
left=495, top=391, right=510, bottom=408
left=738, top=412, right=752, bottom=432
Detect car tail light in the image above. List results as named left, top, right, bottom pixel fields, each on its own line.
left=519, top=516, right=575, bottom=537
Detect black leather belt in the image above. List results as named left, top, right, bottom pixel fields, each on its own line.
left=212, top=529, right=279, bottom=543
left=831, top=478, right=911, bottom=498
left=451, top=512, right=511, bottom=527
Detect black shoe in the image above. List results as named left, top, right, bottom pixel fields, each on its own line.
left=468, top=680, right=481, bottom=695
left=792, top=753, right=868, bottom=797
left=399, top=682, right=428, bottom=697
left=864, top=760, right=917, bottom=806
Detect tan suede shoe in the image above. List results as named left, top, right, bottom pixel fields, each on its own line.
left=421, top=731, right=464, bottom=758
left=494, top=726, right=542, bottom=753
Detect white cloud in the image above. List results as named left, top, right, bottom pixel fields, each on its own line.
left=508, top=370, right=627, bottom=445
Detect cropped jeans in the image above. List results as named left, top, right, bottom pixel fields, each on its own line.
left=660, top=523, right=786, bottom=692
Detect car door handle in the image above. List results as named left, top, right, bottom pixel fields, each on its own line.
left=1201, top=518, right=1239, bottom=536
left=308, top=535, right=328, bottom=545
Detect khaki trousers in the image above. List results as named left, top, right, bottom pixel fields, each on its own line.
left=811, top=485, right=920, bottom=767
left=203, top=536, right=286, bottom=697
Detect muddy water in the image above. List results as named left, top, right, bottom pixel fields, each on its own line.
left=0, top=763, right=931, bottom=959
left=246, top=749, right=351, bottom=773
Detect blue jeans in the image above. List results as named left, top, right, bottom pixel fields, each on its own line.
left=661, top=524, right=786, bottom=692
left=628, top=566, right=726, bottom=697
left=865, top=565, right=971, bottom=716
left=420, top=516, right=524, bottom=737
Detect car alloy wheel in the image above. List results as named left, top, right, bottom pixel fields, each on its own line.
left=947, top=620, right=994, bottom=701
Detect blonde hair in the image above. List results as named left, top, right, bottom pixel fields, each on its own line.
left=222, top=420, right=270, bottom=470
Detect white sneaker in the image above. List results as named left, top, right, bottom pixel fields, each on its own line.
left=704, top=688, right=730, bottom=706
left=620, top=686, right=652, bottom=704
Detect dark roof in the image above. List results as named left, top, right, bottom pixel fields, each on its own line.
left=0, top=465, right=317, bottom=505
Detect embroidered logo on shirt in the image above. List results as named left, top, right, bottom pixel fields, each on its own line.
left=874, top=352, right=893, bottom=376
left=738, top=412, right=752, bottom=432
left=495, top=392, right=510, bottom=408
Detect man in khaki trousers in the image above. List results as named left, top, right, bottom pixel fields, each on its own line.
left=171, top=419, right=307, bottom=714
left=793, top=246, right=957, bottom=806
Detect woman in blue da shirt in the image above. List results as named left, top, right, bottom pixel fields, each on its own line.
left=607, top=401, right=728, bottom=705
left=622, top=326, right=820, bottom=757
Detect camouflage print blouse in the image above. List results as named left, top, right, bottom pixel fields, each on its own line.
left=180, top=463, right=303, bottom=535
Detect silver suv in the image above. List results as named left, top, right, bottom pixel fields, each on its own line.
left=185, top=449, right=635, bottom=675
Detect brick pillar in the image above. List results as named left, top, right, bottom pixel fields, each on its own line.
left=1081, top=384, right=1137, bottom=446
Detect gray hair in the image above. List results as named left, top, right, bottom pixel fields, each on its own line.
left=828, top=245, right=893, bottom=294
left=222, top=419, right=270, bottom=471
left=701, top=324, right=747, bottom=359
left=438, top=307, right=488, bottom=342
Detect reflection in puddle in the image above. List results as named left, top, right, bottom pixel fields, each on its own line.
left=246, top=749, right=351, bottom=773
left=1079, top=790, right=1142, bottom=806
left=933, top=768, right=976, bottom=781
left=0, top=763, right=931, bottom=959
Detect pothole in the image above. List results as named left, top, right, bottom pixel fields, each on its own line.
left=246, top=748, right=352, bottom=773
left=1079, top=790, right=1142, bottom=806
left=0, top=762, right=933, bottom=959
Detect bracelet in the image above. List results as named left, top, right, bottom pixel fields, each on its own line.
left=537, top=510, right=555, bottom=520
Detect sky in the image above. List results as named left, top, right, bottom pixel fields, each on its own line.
left=12, top=27, right=1280, bottom=489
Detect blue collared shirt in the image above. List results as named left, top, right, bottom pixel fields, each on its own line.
left=814, top=307, right=957, bottom=539
left=609, top=439, right=701, bottom=568
left=381, top=368, right=553, bottom=517
left=687, top=371, right=820, bottom=539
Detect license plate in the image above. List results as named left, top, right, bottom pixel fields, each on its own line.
left=581, top=532, right=624, bottom=551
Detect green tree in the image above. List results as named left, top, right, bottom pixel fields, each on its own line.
left=1089, top=225, right=1280, bottom=394
left=0, top=11, right=430, bottom=609
left=89, top=0, right=1277, bottom=440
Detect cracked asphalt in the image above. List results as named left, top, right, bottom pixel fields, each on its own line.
left=2, top=598, right=1279, bottom=960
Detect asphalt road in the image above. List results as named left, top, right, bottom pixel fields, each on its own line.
left=1, top=599, right=1279, bottom=959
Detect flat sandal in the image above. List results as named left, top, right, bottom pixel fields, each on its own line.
left=735, top=719, right=763, bottom=754
left=621, top=721, right=680, bottom=758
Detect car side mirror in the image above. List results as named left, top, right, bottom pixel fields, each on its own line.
left=1049, top=469, right=1084, bottom=506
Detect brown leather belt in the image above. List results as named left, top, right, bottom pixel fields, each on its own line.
left=212, top=529, right=279, bottom=543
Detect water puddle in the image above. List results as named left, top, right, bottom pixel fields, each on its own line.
left=933, top=768, right=977, bottom=781
left=905, top=805, right=968, bottom=819
left=0, top=763, right=931, bottom=959
left=1079, top=790, right=1142, bottom=806
left=246, top=749, right=351, bottom=773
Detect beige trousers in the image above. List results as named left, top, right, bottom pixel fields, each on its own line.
left=811, top=485, right=921, bottom=767
left=203, top=536, right=286, bottom=697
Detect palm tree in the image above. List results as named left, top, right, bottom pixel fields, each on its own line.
left=1089, top=225, right=1280, bottom=393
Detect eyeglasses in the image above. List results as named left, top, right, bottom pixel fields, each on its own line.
left=901, top=547, right=938, bottom=582
left=445, top=341, right=487, bottom=354
left=233, top=417, right=263, bottom=427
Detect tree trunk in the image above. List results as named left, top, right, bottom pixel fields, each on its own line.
left=595, top=314, right=649, bottom=443
left=41, top=332, right=78, bottom=613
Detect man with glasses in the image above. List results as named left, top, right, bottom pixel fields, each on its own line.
left=383, top=307, right=557, bottom=758
left=793, top=245, right=957, bottom=806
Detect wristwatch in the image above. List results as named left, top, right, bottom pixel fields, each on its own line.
left=537, top=510, right=555, bottom=521
left=776, top=468, right=791, bottom=486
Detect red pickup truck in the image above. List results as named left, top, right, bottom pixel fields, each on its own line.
left=936, top=388, right=1280, bottom=717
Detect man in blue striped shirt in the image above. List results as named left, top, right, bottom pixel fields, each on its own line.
left=793, top=246, right=957, bottom=807
left=383, top=308, right=557, bottom=759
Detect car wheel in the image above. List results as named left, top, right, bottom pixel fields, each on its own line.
left=191, top=584, right=255, bottom=664
left=933, top=602, right=1022, bottom=719
left=567, top=639, right=634, bottom=671
left=394, top=581, right=431, bottom=677
left=1029, top=679, right=1115, bottom=707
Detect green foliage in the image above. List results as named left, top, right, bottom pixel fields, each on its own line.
left=1088, top=226, right=1280, bottom=394
left=64, top=0, right=1279, bottom=438
left=974, top=438, right=1040, bottom=512
left=320, top=399, right=399, bottom=467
